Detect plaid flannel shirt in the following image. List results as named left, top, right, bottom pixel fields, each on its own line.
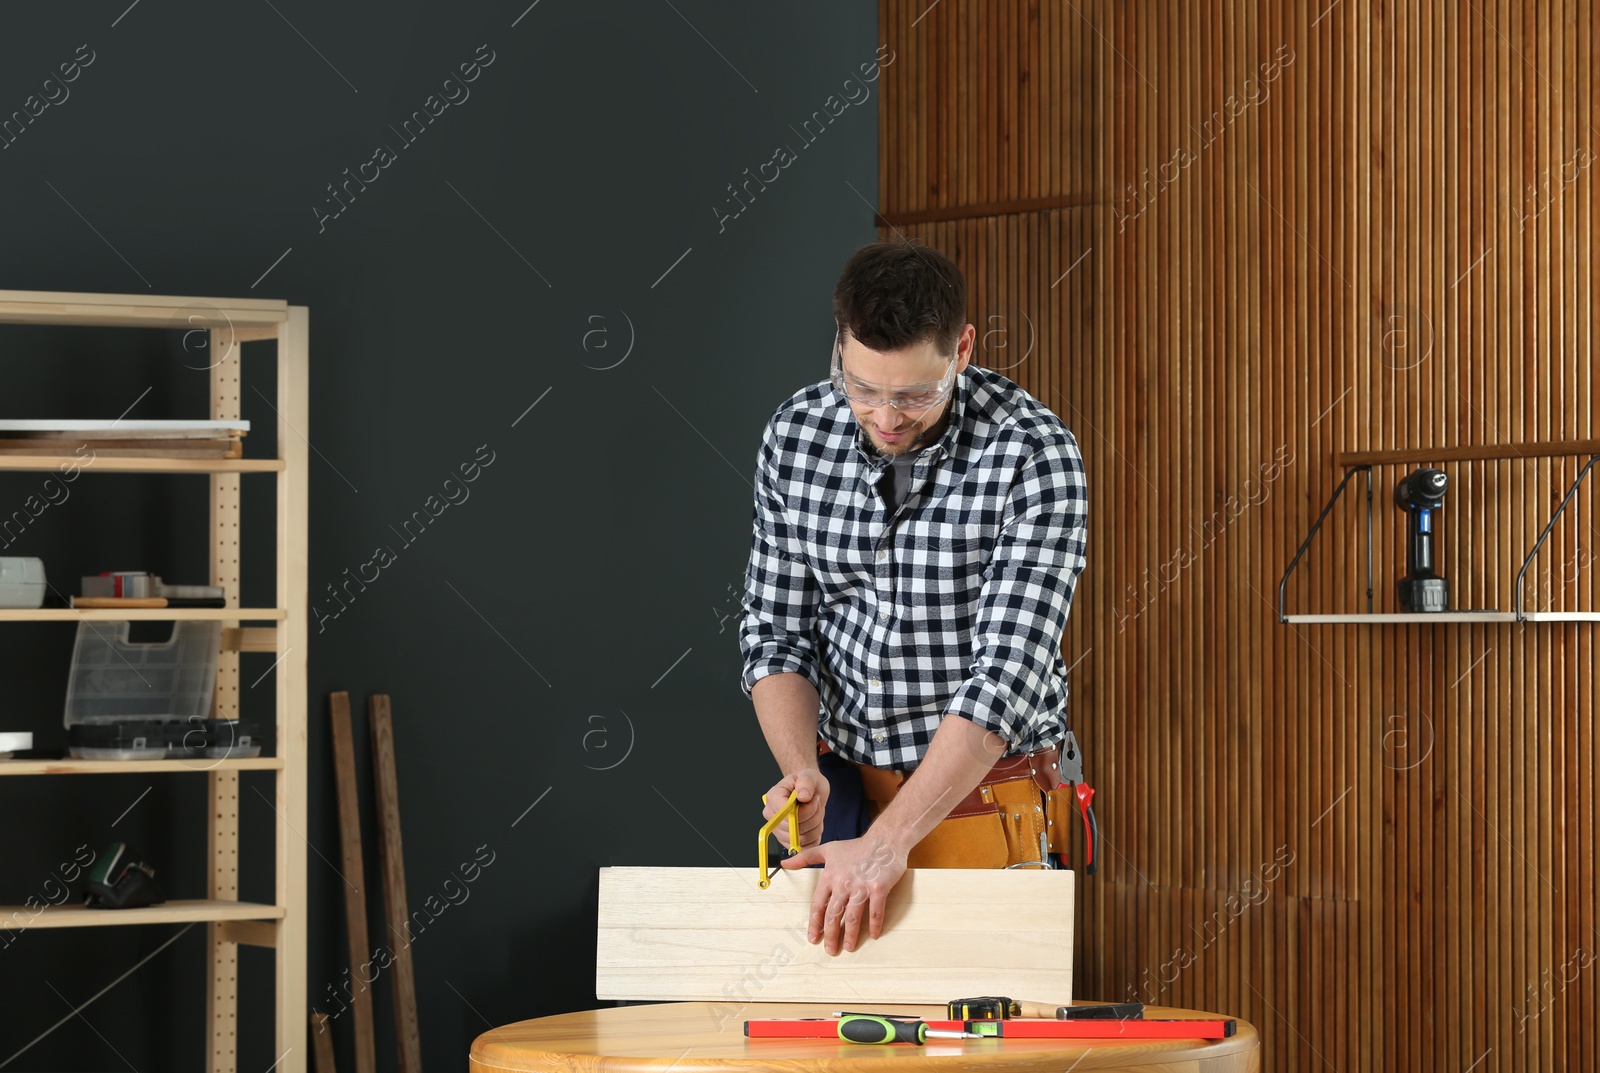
left=738, top=365, right=1089, bottom=771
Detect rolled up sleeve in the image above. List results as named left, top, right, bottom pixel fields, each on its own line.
left=943, top=435, right=1088, bottom=748
left=738, top=423, right=821, bottom=697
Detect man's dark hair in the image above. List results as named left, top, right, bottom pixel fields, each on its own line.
left=832, top=240, right=967, bottom=356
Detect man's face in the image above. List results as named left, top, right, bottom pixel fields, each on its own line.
left=837, top=325, right=974, bottom=457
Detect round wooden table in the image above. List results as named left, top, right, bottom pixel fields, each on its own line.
left=470, top=1001, right=1260, bottom=1072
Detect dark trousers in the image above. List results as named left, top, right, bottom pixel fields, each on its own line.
left=817, top=748, right=870, bottom=844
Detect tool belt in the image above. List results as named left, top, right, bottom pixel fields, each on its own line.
left=838, top=743, right=1080, bottom=869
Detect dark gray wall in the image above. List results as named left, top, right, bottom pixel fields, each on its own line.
left=0, top=2, right=881, bottom=1068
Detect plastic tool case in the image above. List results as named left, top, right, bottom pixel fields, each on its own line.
left=62, top=620, right=256, bottom=759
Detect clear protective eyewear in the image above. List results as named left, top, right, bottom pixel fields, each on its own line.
left=829, top=331, right=959, bottom=412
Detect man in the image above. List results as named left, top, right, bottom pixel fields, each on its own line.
left=738, top=240, right=1089, bottom=958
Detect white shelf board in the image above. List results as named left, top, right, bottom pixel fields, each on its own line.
left=1283, top=612, right=1516, bottom=623
left=1284, top=611, right=1600, bottom=623
left=0, top=419, right=248, bottom=433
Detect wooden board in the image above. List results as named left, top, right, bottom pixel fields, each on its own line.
left=0, top=419, right=248, bottom=436
left=274, top=304, right=312, bottom=1073
left=1337, top=439, right=1600, bottom=467
left=0, top=455, right=281, bottom=473
left=0, top=288, right=286, bottom=333
left=596, top=866, right=1073, bottom=1004
left=0, top=758, right=281, bottom=776
left=329, top=692, right=376, bottom=1073
left=1, top=899, right=282, bottom=929
left=369, top=694, right=422, bottom=1073
left=0, top=607, right=285, bottom=621
left=0, top=439, right=243, bottom=458
left=310, top=1013, right=336, bottom=1073
left=204, top=301, right=243, bottom=1073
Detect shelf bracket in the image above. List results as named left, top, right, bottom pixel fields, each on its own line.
left=1278, top=465, right=1372, bottom=622
left=221, top=627, right=278, bottom=653
left=1514, top=454, right=1600, bottom=621
left=216, top=919, right=278, bottom=949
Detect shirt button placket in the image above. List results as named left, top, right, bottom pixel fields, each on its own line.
left=871, top=530, right=893, bottom=755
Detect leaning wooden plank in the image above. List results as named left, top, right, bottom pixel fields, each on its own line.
left=310, top=1012, right=336, bottom=1073
left=329, top=692, right=375, bottom=1073
left=370, top=694, right=423, bottom=1073
left=596, top=866, right=1073, bottom=1004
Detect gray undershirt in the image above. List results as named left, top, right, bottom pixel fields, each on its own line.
left=879, top=452, right=918, bottom=514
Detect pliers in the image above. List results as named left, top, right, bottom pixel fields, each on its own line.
left=1057, top=730, right=1099, bottom=876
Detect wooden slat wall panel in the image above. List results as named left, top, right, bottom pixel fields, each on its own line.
left=878, top=2, right=1598, bottom=1070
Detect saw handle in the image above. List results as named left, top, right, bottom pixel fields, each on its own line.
left=757, top=790, right=801, bottom=889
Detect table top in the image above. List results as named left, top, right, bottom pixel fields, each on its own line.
left=470, top=1001, right=1261, bottom=1073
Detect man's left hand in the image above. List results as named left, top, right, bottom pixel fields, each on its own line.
left=780, top=833, right=907, bottom=956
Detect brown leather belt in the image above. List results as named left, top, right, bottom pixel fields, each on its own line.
left=824, top=739, right=1064, bottom=818
left=818, top=738, right=1074, bottom=868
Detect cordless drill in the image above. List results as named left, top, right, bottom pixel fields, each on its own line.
left=1395, top=467, right=1450, bottom=612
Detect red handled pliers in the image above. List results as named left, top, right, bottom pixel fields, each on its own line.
left=1057, top=730, right=1099, bottom=876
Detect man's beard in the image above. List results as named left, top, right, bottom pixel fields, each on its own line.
left=867, top=423, right=928, bottom=457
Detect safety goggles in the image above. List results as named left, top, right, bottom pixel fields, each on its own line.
left=829, top=331, right=959, bottom=412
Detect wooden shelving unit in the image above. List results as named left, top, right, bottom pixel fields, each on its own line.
left=0, top=288, right=308, bottom=1073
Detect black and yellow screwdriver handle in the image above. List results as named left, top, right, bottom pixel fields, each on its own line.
left=837, top=1016, right=928, bottom=1045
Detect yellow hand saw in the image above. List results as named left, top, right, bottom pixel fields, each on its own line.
left=757, top=789, right=802, bottom=889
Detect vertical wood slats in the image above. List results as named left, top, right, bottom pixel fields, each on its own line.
left=878, top=2, right=1598, bottom=1070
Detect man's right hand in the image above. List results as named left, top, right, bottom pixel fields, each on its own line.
left=762, top=768, right=830, bottom=849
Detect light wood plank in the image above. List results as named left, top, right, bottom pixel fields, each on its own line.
left=1, top=900, right=282, bottom=929
left=208, top=344, right=243, bottom=1073
left=0, top=455, right=282, bottom=472
left=276, top=305, right=312, bottom=1073
left=0, top=607, right=286, bottom=621
left=0, top=288, right=285, bottom=331
left=0, top=757, right=280, bottom=775
left=596, top=866, right=1073, bottom=1004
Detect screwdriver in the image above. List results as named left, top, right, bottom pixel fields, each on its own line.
left=836, top=1015, right=982, bottom=1045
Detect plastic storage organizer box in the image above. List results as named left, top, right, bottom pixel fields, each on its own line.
left=64, top=620, right=222, bottom=759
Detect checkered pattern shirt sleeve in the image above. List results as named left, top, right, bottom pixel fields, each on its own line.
left=942, top=438, right=1088, bottom=749
left=738, top=415, right=822, bottom=695
left=737, top=368, right=1088, bottom=769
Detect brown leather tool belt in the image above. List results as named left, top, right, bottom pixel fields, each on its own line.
left=827, top=740, right=1076, bottom=869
